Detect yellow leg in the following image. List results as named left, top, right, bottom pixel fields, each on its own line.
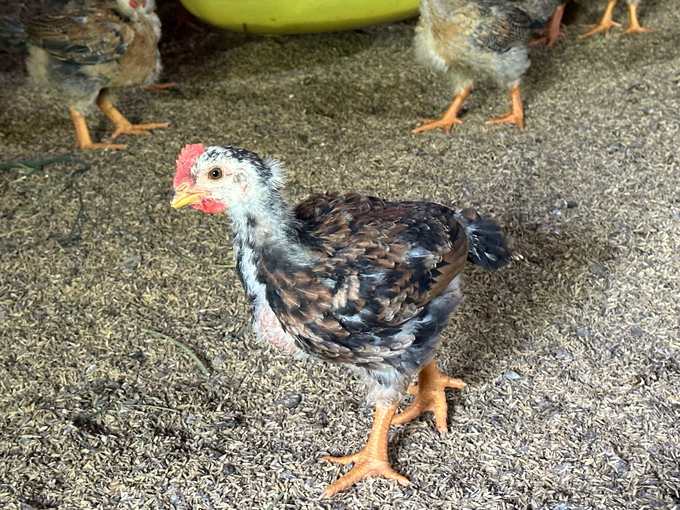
left=619, top=3, right=655, bottom=36
left=486, top=84, right=524, bottom=131
left=580, top=0, right=621, bottom=38
left=392, top=360, right=465, bottom=433
left=413, top=86, right=472, bottom=134
left=530, top=3, right=566, bottom=47
left=96, top=95, right=168, bottom=140
left=324, top=402, right=409, bottom=497
left=69, top=108, right=127, bottom=150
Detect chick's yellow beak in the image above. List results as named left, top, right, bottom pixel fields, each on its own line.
left=170, top=184, right=210, bottom=209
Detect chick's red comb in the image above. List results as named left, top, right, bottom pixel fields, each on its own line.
left=173, top=143, right=205, bottom=188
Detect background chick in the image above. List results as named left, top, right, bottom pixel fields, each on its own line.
left=413, top=0, right=565, bottom=133
left=0, top=0, right=167, bottom=150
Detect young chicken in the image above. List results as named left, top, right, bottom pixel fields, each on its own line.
left=580, top=0, right=654, bottom=38
left=170, top=144, right=513, bottom=497
left=413, top=0, right=564, bottom=133
left=0, top=0, right=166, bottom=150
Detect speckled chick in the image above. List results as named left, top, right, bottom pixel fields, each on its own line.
left=0, top=0, right=166, bottom=150
left=413, top=0, right=564, bottom=132
left=170, top=144, right=514, bottom=497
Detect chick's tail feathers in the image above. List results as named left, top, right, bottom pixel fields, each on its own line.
left=454, top=208, right=513, bottom=271
left=0, top=17, right=27, bottom=51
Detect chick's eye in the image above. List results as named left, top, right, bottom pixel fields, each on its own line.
left=208, top=168, right=223, bottom=180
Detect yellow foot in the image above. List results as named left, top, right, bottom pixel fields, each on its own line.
left=530, top=3, right=565, bottom=47
left=529, top=32, right=564, bottom=47
left=95, top=95, right=168, bottom=139
left=619, top=25, right=654, bottom=36
left=486, top=111, right=523, bottom=130
left=486, top=84, right=524, bottom=131
left=580, top=20, right=621, bottom=38
left=619, top=3, right=655, bottom=37
left=324, top=450, right=409, bottom=498
left=323, top=402, right=408, bottom=497
left=413, top=116, right=462, bottom=134
left=111, top=120, right=169, bottom=139
left=146, top=82, right=177, bottom=94
left=392, top=360, right=465, bottom=433
left=413, top=86, right=472, bottom=134
left=619, top=6, right=654, bottom=37
left=580, top=0, right=621, bottom=39
left=70, top=107, right=127, bottom=151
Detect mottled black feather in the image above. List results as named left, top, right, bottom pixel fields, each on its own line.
left=0, top=17, right=27, bottom=51
left=454, top=208, right=513, bottom=270
left=452, top=0, right=566, bottom=54
left=472, top=2, right=537, bottom=52
left=252, top=193, right=475, bottom=377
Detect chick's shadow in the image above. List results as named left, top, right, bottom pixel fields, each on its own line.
left=391, top=218, right=617, bottom=435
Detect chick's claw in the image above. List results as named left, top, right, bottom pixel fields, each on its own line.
left=323, top=402, right=407, bottom=497
left=413, top=117, right=462, bottom=134
left=619, top=25, right=654, bottom=37
left=486, top=84, right=524, bottom=131
left=486, top=112, right=524, bottom=130
left=579, top=20, right=621, bottom=38
left=413, top=86, right=471, bottom=134
left=619, top=4, right=655, bottom=37
left=70, top=108, right=126, bottom=151
left=323, top=453, right=409, bottom=498
left=392, top=360, right=465, bottom=434
left=580, top=0, right=620, bottom=38
left=111, top=120, right=169, bottom=139
left=96, top=96, right=168, bottom=139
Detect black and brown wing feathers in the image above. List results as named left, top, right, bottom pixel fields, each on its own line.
left=470, top=1, right=537, bottom=52
left=25, top=5, right=132, bottom=66
left=259, top=193, right=468, bottom=367
left=297, top=192, right=468, bottom=311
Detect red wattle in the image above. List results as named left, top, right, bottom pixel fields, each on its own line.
left=192, top=198, right=227, bottom=214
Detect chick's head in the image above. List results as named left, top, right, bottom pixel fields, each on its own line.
left=114, top=0, right=155, bottom=17
left=170, top=143, right=284, bottom=215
